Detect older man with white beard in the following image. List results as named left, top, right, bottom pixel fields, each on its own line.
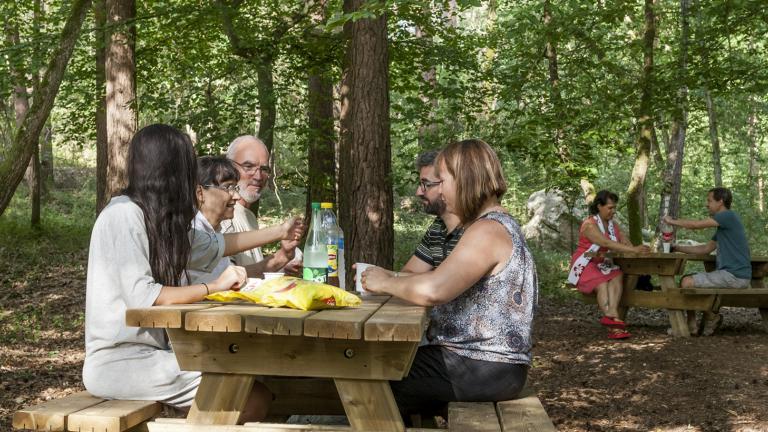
left=221, top=135, right=302, bottom=276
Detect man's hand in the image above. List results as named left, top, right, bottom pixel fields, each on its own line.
left=662, top=215, right=676, bottom=226
left=360, top=266, right=392, bottom=294
left=282, top=259, right=303, bottom=276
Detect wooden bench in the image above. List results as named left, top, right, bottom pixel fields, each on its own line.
left=13, top=391, right=162, bottom=432
left=448, top=388, right=556, bottom=432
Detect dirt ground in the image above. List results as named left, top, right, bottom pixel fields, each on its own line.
left=2, top=266, right=768, bottom=431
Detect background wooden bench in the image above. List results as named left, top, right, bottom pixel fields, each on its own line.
left=13, top=391, right=162, bottom=432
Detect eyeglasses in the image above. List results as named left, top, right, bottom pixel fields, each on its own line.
left=418, top=179, right=443, bottom=191
left=234, top=161, right=272, bottom=175
left=202, top=184, right=240, bottom=194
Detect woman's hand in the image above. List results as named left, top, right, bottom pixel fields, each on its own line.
left=360, top=266, right=391, bottom=294
left=633, top=244, right=651, bottom=254
left=213, top=265, right=248, bottom=292
left=281, top=217, right=306, bottom=241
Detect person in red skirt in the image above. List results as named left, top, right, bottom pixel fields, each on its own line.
left=568, top=190, right=650, bottom=339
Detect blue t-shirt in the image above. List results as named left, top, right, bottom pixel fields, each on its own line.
left=712, top=210, right=751, bottom=279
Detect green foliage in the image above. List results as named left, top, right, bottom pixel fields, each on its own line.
left=0, top=163, right=93, bottom=344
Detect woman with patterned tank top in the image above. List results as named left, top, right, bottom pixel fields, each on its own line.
left=362, top=139, right=538, bottom=419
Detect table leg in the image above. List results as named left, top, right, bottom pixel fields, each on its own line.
left=187, top=373, right=255, bottom=424
left=334, top=378, right=404, bottom=432
left=659, top=276, right=690, bottom=338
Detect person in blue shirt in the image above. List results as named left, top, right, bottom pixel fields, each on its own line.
left=663, top=187, right=751, bottom=336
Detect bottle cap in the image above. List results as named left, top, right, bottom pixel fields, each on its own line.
left=311, top=202, right=321, bottom=209
left=321, top=202, right=333, bottom=209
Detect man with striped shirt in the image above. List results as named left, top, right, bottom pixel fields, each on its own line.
left=400, top=150, right=464, bottom=273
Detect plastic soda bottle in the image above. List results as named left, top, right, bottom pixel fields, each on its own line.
left=320, top=202, right=342, bottom=287
left=303, top=202, right=328, bottom=283
left=338, top=232, right=346, bottom=290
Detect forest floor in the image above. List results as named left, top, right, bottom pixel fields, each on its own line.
left=2, top=253, right=768, bottom=431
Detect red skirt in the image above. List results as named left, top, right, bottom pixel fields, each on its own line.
left=575, top=262, right=623, bottom=294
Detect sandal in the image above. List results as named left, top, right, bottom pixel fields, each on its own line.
left=600, top=316, right=627, bottom=329
left=607, top=327, right=631, bottom=339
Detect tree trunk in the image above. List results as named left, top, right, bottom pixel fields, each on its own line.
left=5, top=19, right=41, bottom=226
left=305, top=4, right=336, bottom=216
left=704, top=89, right=722, bottom=187
left=94, top=0, right=109, bottom=212
left=105, top=0, right=136, bottom=203
left=747, top=100, right=763, bottom=213
left=339, top=0, right=393, bottom=288
left=306, top=74, right=336, bottom=214
left=626, top=0, right=656, bottom=245
left=40, top=122, right=53, bottom=185
left=0, top=0, right=91, bottom=217
left=657, top=0, right=690, bottom=246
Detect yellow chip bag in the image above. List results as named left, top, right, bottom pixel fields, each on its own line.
left=205, top=276, right=361, bottom=311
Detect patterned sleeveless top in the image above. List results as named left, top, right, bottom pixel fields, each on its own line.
left=426, top=211, right=538, bottom=365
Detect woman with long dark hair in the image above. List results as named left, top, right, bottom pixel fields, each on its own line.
left=83, top=124, right=302, bottom=420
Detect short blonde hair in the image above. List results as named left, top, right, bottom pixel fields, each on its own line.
left=436, top=139, right=507, bottom=223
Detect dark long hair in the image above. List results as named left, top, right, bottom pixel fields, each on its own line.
left=123, top=124, right=198, bottom=286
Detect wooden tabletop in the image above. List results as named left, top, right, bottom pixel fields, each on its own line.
left=125, top=294, right=428, bottom=342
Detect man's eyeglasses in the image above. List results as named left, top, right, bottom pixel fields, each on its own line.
left=203, top=184, right=240, bottom=194
left=234, top=161, right=272, bottom=175
left=418, top=179, right=443, bottom=191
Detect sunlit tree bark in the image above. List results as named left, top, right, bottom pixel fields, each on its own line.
left=339, top=0, right=393, bottom=288
left=626, top=0, right=656, bottom=245
left=104, top=0, right=136, bottom=207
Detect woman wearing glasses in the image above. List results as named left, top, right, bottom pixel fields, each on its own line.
left=187, top=156, right=243, bottom=284
left=361, top=139, right=537, bottom=420
left=83, top=124, right=304, bottom=422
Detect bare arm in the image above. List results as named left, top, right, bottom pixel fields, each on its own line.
left=154, top=265, right=246, bottom=305
left=672, top=240, right=717, bottom=255
left=223, top=217, right=304, bottom=257
left=663, top=215, right=719, bottom=230
left=362, top=219, right=506, bottom=306
left=400, top=255, right=433, bottom=274
left=582, top=223, right=649, bottom=254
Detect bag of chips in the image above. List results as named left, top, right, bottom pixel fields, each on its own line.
left=205, top=276, right=361, bottom=311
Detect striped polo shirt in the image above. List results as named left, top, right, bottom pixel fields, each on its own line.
left=414, top=217, right=464, bottom=267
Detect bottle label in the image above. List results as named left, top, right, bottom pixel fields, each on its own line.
left=327, top=244, right=338, bottom=277
left=303, top=267, right=327, bottom=283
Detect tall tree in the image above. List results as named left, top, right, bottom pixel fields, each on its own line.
left=94, top=0, right=108, bottom=212
left=338, top=0, right=393, bottom=289
left=626, top=0, right=656, bottom=245
left=4, top=18, right=41, bottom=226
left=747, top=99, right=763, bottom=212
left=658, top=0, right=691, bottom=237
left=0, top=0, right=91, bottom=217
left=306, top=1, right=336, bottom=213
left=103, top=0, right=136, bottom=208
left=695, top=1, right=722, bottom=187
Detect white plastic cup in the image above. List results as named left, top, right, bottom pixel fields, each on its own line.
left=355, top=263, right=373, bottom=293
left=662, top=242, right=671, bottom=253
left=263, top=272, right=284, bottom=280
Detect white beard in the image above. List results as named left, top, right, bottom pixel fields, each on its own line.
left=240, top=189, right=261, bottom=204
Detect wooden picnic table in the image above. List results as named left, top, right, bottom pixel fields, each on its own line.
left=125, top=295, right=427, bottom=431
left=584, top=252, right=768, bottom=337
